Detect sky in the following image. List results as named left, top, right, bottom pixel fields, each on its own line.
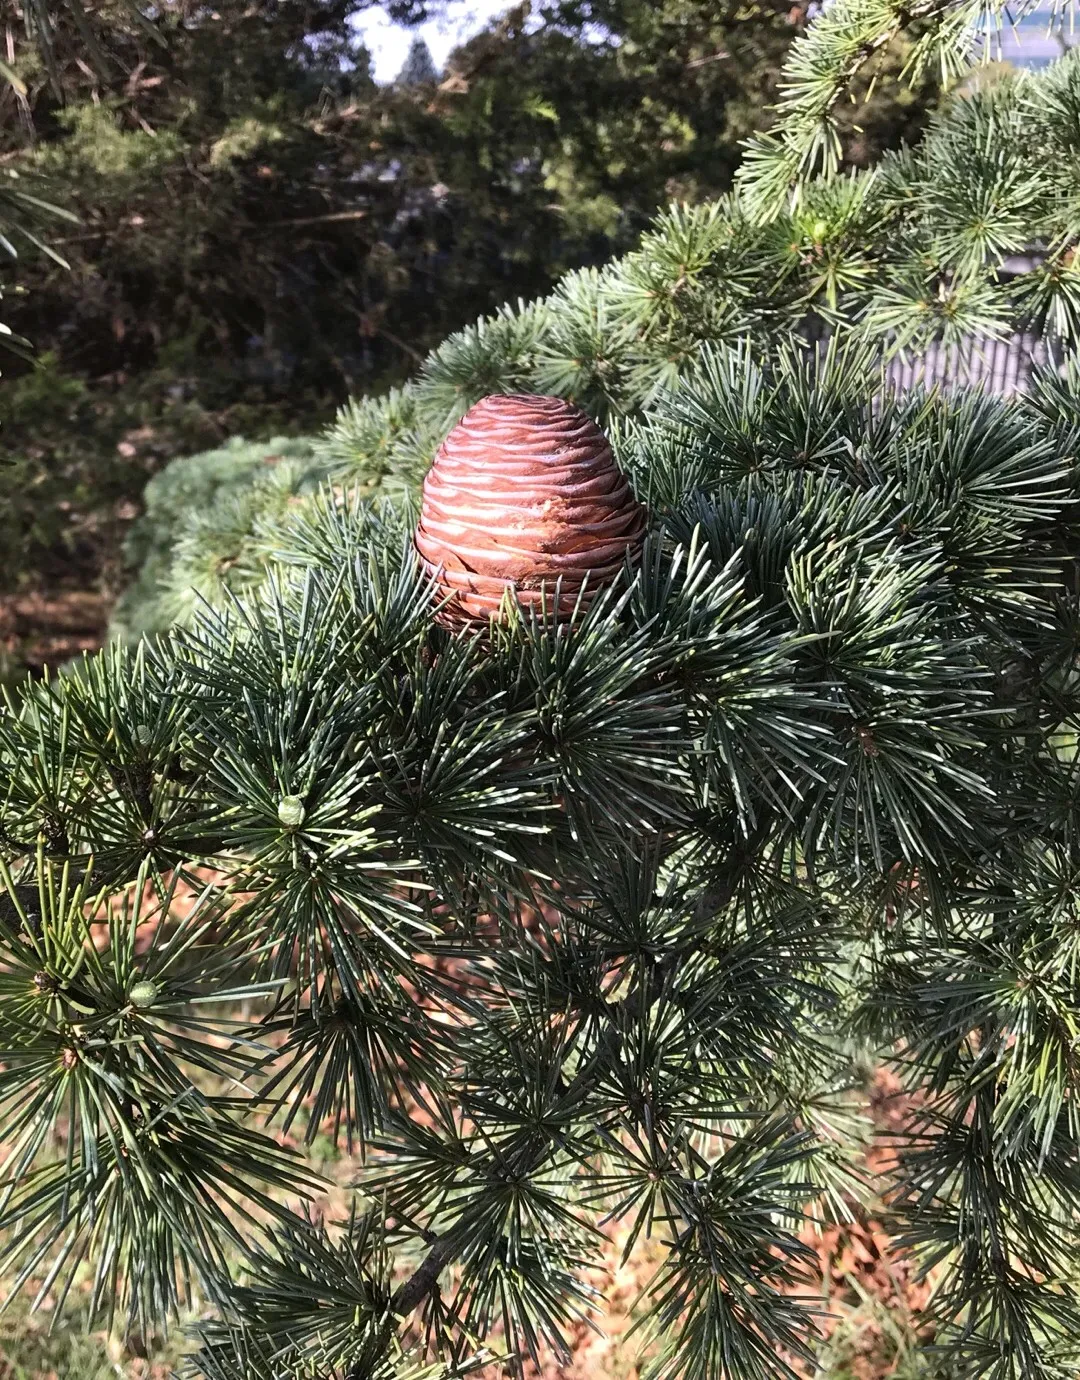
left=993, top=6, right=1078, bottom=66
left=354, top=1, right=514, bottom=83
left=350, top=0, right=1078, bottom=85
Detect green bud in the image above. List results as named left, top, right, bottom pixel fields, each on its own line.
left=129, top=979, right=160, bottom=1009
left=134, top=725, right=154, bottom=749
left=278, top=795, right=306, bottom=829
left=811, top=219, right=828, bottom=242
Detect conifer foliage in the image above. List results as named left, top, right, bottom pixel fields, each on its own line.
left=116, top=48, right=1080, bottom=640
left=4, top=339, right=1080, bottom=1378
left=735, top=0, right=1080, bottom=213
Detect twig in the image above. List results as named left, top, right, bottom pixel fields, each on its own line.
left=265, top=209, right=369, bottom=228
left=392, top=1234, right=459, bottom=1316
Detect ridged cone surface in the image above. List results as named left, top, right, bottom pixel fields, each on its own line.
left=415, top=393, right=646, bottom=627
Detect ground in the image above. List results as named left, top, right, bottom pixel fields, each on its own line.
left=0, top=1069, right=937, bottom=1380
left=0, top=590, right=110, bottom=685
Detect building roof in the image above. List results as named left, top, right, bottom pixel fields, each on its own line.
left=883, top=333, right=1056, bottom=396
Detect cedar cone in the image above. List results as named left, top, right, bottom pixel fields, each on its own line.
left=414, top=393, right=647, bottom=628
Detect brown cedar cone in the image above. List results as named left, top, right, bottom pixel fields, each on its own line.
left=414, top=393, right=647, bottom=628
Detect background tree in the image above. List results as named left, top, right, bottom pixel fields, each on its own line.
left=0, top=0, right=442, bottom=332
left=396, top=35, right=439, bottom=85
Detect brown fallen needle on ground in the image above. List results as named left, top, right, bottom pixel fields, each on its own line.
left=0, top=591, right=110, bottom=681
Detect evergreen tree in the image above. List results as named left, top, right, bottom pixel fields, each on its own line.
left=0, top=168, right=75, bottom=352
left=112, top=436, right=325, bottom=644
left=396, top=35, right=439, bottom=85
left=5, top=340, right=1080, bottom=1378
left=0, top=0, right=442, bottom=343
left=735, top=0, right=1076, bottom=212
